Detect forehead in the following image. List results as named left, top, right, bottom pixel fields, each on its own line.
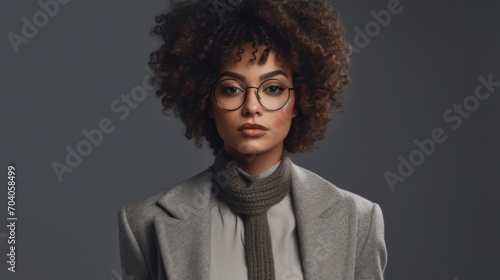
left=219, top=43, right=291, bottom=74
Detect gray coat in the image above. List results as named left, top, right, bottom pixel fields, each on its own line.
left=118, top=161, right=387, bottom=280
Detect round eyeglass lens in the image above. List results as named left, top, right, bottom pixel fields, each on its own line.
left=214, top=79, right=290, bottom=110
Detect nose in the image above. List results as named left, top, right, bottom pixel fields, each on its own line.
left=241, top=87, right=263, bottom=116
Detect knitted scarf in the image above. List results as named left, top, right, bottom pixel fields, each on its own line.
left=211, top=149, right=292, bottom=280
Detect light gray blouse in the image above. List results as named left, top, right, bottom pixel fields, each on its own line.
left=208, top=161, right=305, bottom=280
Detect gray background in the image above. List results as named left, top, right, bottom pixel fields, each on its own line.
left=1, top=0, right=499, bottom=279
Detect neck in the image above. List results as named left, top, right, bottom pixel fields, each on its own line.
left=223, top=145, right=284, bottom=175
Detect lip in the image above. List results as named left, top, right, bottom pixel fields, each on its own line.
left=238, top=123, right=268, bottom=130
left=238, top=123, right=268, bottom=137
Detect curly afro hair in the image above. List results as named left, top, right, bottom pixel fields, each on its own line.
left=148, top=0, right=352, bottom=155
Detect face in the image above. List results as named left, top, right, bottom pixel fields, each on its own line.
left=209, top=43, right=297, bottom=163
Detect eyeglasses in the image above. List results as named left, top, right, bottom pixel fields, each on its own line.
left=212, top=78, right=294, bottom=111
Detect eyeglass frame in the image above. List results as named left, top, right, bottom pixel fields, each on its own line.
left=211, top=78, right=295, bottom=111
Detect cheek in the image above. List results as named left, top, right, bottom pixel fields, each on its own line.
left=211, top=99, right=227, bottom=124
left=271, top=104, right=295, bottom=134
left=212, top=107, right=236, bottom=135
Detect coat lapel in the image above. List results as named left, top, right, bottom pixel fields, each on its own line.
left=153, top=163, right=353, bottom=280
left=154, top=167, right=214, bottom=280
left=290, top=162, right=354, bottom=279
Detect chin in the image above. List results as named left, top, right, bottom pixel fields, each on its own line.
left=225, top=141, right=266, bottom=156
left=234, top=144, right=266, bottom=156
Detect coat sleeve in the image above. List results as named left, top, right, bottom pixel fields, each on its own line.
left=117, top=207, right=153, bottom=280
left=354, top=203, right=388, bottom=280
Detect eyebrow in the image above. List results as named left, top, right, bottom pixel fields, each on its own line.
left=216, top=70, right=290, bottom=82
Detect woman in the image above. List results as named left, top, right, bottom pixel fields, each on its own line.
left=117, top=0, right=387, bottom=279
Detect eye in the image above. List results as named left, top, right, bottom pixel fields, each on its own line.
left=220, top=86, right=243, bottom=95
left=263, top=83, right=286, bottom=96
left=215, top=79, right=245, bottom=96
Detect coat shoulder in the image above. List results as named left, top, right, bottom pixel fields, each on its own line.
left=119, top=166, right=213, bottom=227
left=293, top=163, right=379, bottom=220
